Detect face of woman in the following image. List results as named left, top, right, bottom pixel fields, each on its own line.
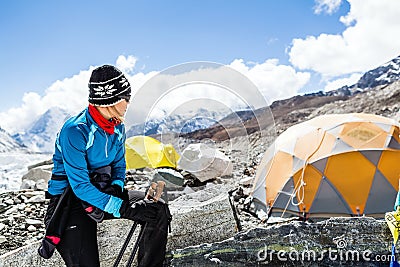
left=96, top=99, right=129, bottom=121
left=112, top=100, right=129, bottom=117
left=106, top=99, right=129, bottom=121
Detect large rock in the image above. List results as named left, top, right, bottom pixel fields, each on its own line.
left=167, top=217, right=393, bottom=266
left=167, top=184, right=238, bottom=249
left=178, top=143, right=233, bottom=182
left=20, top=166, right=52, bottom=190
left=21, top=167, right=52, bottom=183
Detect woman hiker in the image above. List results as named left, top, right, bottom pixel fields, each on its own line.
left=39, top=65, right=170, bottom=267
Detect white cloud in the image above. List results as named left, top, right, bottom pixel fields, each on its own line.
left=1, top=92, right=43, bottom=133
left=314, top=0, right=343, bottom=15
left=116, top=55, right=137, bottom=74
left=229, top=59, right=311, bottom=102
left=289, top=0, right=400, bottom=77
left=0, top=70, right=91, bottom=133
left=323, top=73, right=362, bottom=92
left=137, top=84, right=247, bottom=121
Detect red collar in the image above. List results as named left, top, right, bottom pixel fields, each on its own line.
left=88, top=105, right=121, bottom=134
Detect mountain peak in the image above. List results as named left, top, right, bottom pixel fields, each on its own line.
left=28, top=107, right=70, bottom=135
left=126, top=109, right=225, bottom=137
left=355, top=55, right=400, bottom=89
left=13, top=107, right=72, bottom=153
left=0, top=126, right=25, bottom=152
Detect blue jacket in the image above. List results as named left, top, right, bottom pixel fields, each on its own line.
left=48, top=107, right=125, bottom=217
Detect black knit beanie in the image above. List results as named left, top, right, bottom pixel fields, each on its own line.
left=88, top=65, right=131, bottom=106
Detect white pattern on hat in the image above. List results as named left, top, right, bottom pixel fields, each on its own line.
left=119, top=77, right=129, bottom=88
left=89, top=73, right=124, bottom=85
left=92, top=84, right=117, bottom=97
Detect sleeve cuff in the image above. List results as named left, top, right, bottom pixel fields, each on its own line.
left=104, top=195, right=123, bottom=217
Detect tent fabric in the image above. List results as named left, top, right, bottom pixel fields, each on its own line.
left=125, top=136, right=180, bottom=169
left=251, top=113, right=400, bottom=219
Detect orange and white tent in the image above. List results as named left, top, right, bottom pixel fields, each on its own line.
left=251, top=113, right=400, bottom=219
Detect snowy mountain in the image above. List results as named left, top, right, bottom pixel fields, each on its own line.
left=13, top=107, right=71, bottom=153
left=0, top=126, right=26, bottom=153
left=126, top=108, right=225, bottom=137
left=306, top=55, right=400, bottom=98
left=356, top=55, right=400, bottom=89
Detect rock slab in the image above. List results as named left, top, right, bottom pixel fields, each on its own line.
left=167, top=217, right=394, bottom=266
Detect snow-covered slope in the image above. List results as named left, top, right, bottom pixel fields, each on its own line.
left=0, top=152, right=51, bottom=191
left=357, top=55, right=400, bottom=89
left=0, top=127, right=25, bottom=153
left=306, top=55, right=400, bottom=97
left=126, top=108, right=224, bottom=137
left=13, top=107, right=71, bottom=153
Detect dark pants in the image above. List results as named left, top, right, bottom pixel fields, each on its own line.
left=56, top=191, right=169, bottom=267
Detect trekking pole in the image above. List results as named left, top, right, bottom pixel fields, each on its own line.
left=153, top=181, right=166, bottom=202
left=125, top=223, right=147, bottom=267
left=125, top=181, right=166, bottom=267
left=113, top=221, right=139, bottom=267
left=113, top=181, right=165, bottom=267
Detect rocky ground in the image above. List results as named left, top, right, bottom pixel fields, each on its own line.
left=168, top=217, right=394, bottom=266
left=0, top=190, right=46, bottom=255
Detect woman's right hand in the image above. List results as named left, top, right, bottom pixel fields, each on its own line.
left=119, top=199, right=159, bottom=224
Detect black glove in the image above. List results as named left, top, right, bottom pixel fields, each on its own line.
left=119, top=200, right=159, bottom=224
left=102, top=184, right=129, bottom=201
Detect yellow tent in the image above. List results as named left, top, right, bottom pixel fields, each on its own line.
left=251, top=113, right=400, bottom=219
left=125, top=136, right=180, bottom=169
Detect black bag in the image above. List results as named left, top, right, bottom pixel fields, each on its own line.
left=81, top=171, right=109, bottom=222
left=81, top=165, right=124, bottom=222
left=38, top=186, right=72, bottom=259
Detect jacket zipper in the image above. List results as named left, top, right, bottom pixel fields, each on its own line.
left=104, top=130, right=108, bottom=158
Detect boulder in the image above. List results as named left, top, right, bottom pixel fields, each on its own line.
left=167, top=183, right=238, bottom=249
left=20, top=166, right=52, bottom=191
left=20, top=180, right=36, bottom=190
left=34, top=179, right=47, bottom=191
left=167, top=217, right=394, bottom=266
left=178, top=143, right=233, bottom=182
left=21, top=167, right=52, bottom=183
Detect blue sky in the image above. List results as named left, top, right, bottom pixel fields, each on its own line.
left=1, top=0, right=400, bottom=133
